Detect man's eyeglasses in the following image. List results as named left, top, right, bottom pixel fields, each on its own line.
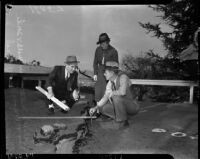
left=70, top=65, right=78, bottom=70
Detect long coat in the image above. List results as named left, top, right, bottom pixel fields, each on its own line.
left=46, top=66, right=78, bottom=100
left=93, top=44, right=118, bottom=101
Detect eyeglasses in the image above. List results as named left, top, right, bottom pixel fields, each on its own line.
left=70, top=65, right=78, bottom=69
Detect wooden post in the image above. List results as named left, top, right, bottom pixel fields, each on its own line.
left=38, top=80, right=42, bottom=87
left=189, top=86, right=194, bottom=104
left=21, top=77, right=24, bottom=88
left=9, top=75, right=13, bottom=88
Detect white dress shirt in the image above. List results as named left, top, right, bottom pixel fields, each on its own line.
left=65, top=67, right=70, bottom=79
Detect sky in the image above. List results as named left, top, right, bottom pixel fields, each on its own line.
left=5, top=5, right=170, bottom=71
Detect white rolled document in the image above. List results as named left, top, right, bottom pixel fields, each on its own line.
left=35, top=86, right=70, bottom=111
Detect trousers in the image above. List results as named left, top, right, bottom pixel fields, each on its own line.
left=94, top=65, right=107, bottom=101
left=99, top=96, right=140, bottom=122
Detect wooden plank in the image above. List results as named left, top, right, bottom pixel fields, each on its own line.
left=35, top=86, right=70, bottom=111
left=130, top=79, right=198, bottom=87
left=130, top=79, right=198, bottom=104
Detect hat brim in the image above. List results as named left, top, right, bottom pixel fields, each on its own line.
left=65, top=61, right=80, bottom=64
left=105, top=66, right=119, bottom=71
left=96, top=38, right=110, bottom=45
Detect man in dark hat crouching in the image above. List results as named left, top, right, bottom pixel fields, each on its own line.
left=90, top=61, right=140, bottom=129
left=46, top=56, right=80, bottom=113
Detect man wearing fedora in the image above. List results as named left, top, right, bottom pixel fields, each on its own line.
left=46, top=56, right=80, bottom=113
left=93, top=33, right=118, bottom=104
left=90, top=61, right=140, bottom=129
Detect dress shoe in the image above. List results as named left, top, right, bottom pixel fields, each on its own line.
left=117, top=120, right=129, bottom=130
left=60, top=109, right=68, bottom=114
left=48, top=107, right=55, bottom=114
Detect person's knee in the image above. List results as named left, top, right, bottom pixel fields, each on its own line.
left=112, top=96, right=124, bottom=103
left=100, top=103, right=111, bottom=113
left=128, top=101, right=140, bottom=115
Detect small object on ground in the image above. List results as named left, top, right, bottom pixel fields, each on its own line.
left=53, top=123, right=67, bottom=130
left=33, top=131, right=56, bottom=144
left=171, top=132, right=187, bottom=137
left=189, top=133, right=198, bottom=140
left=152, top=128, right=167, bottom=133
left=40, top=125, right=55, bottom=136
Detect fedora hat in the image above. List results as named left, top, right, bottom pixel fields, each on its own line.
left=65, top=56, right=80, bottom=64
left=96, top=33, right=110, bottom=44
left=105, top=61, right=119, bottom=70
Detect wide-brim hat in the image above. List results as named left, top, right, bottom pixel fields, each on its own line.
left=65, top=56, right=80, bottom=64
left=96, top=33, right=110, bottom=44
left=104, top=61, right=119, bottom=71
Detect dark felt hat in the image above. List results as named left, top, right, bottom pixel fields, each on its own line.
left=65, top=56, right=80, bottom=64
left=96, top=33, right=110, bottom=44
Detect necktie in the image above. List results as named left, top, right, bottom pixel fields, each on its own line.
left=111, top=81, right=116, bottom=91
left=102, top=52, right=105, bottom=65
left=111, top=81, right=117, bottom=120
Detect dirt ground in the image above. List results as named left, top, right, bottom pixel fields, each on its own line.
left=5, top=88, right=198, bottom=159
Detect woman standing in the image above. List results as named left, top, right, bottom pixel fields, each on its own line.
left=93, top=33, right=118, bottom=103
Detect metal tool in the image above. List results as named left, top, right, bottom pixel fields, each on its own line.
left=78, top=69, right=94, bottom=81
left=90, top=116, right=93, bottom=126
left=18, top=116, right=97, bottom=119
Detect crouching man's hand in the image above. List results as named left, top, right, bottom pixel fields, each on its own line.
left=72, top=89, right=80, bottom=101
left=93, top=75, right=97, bottom=81
left=89, top=106, right=98, bottom=116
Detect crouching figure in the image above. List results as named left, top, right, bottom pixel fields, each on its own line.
left=89, top=61, right=140, bottom=129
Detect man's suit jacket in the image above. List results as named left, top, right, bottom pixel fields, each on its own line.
left=46, top=66, right=78, bottom=97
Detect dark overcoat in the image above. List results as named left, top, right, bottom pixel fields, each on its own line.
left=93, top=44, right=118, bottom=101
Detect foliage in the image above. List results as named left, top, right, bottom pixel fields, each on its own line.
left=121, top=51, right=196, bottom=102
left=30, top=60, right=41, bottom=66
left=4, top=54, right=41, bottom=66
left=4, top=54, right=24, bottom=64
left=139, top=1, right=199, bottom=81
left=139, top=1, right=199, bottom=59
left=125, top=1, right=199, bottom=102
left=122, top=50, right=186, bottom=80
